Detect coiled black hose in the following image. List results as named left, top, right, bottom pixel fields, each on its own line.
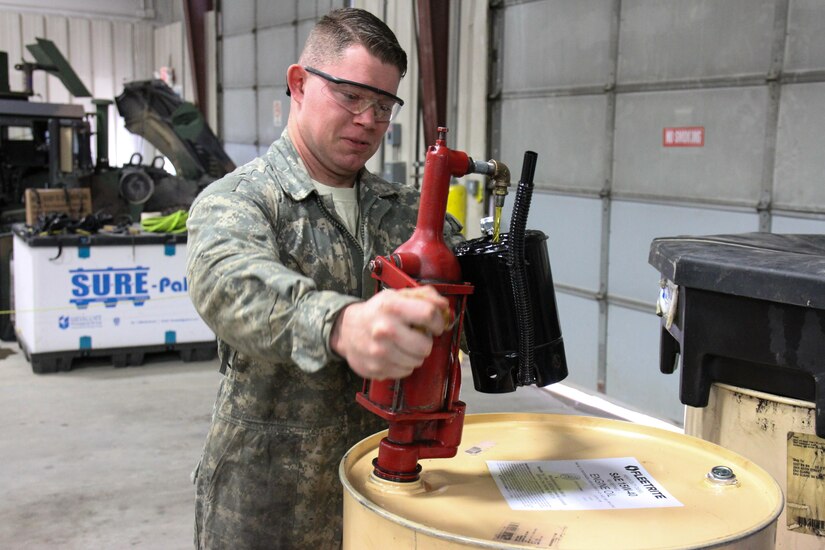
left=508, top=151, right=538, bottom=385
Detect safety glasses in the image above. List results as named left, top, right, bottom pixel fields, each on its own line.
left=303, top=66, right=403, bottom=123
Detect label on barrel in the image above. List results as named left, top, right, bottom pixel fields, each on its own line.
left=787, top=432, right=825, bottom=537
left=487, top=457, right=683, bottom=511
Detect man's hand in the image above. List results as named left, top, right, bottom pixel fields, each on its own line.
left=330, top=286, right=449, bottom=380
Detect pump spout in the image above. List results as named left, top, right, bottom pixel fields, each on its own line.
left=468, top=158, right=511, bottom=242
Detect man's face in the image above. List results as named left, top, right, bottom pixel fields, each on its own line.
left=292, top=45, right=402, bottom=186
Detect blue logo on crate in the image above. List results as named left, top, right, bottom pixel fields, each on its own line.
left=69, top=266, right=151, bottom=308
left=59, top=315, right=70, bottom=329
left=157, top=277, right=188, bottom=293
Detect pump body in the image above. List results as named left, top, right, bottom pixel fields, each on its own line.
left=356, top=128, right=477, bottom=482
left=357, top=128, right=566, bottom=482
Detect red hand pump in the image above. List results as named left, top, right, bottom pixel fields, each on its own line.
left=356, top=127, right=476, bottom=482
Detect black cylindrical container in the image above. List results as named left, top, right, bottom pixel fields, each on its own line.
left=455, top=230, right=567, bottom=393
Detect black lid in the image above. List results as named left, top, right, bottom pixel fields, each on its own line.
left=649, top=233, right=825, bottom=309
left=12, top=223, right=187, bottom=247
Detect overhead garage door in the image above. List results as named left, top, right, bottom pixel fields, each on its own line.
left=490, top=0, right=825, bottom=423
left=220, top=0, right=341, bottom=166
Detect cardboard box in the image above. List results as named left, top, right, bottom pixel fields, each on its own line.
left=12, top=228, right=214, bottom=356
left=24, top=187, right=92, bottom=226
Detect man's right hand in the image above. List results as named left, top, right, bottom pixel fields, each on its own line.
left=330, top=286, right=449, bottom=380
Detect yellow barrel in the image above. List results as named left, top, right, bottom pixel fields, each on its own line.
left=685, top=383, right=824, bottom=549
left=446, top=183, right=467, bottom=231
left=341, top=413, right=782, bottom=549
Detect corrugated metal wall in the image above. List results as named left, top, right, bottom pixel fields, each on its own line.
left=0, top=6, right=188, bottom=169
left=490, top=0, right=825, bottom=424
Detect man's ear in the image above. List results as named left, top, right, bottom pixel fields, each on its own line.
left=286, top=64, right=306, bottom=102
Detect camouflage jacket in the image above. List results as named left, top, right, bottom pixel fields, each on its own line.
left=187, top=131, right=459, bottom=548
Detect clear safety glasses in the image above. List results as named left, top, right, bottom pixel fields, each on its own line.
left=304, top=66, right=404, bottom=123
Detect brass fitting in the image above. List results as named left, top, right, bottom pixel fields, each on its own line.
left=488, top=159, right=511, bottom=208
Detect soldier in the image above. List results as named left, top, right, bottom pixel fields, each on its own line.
left=187, top=7, right=458, bottom=548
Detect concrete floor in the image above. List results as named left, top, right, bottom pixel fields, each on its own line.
left=0, top=340, right=610, bottom=549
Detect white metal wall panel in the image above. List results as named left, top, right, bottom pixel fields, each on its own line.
left=91, top=19, right=117, bottom=163
left=613, top=87, right=769, bottom=206
left=617, top=0, right=776, bottom=83
left=555, top=293, right=599, bottom=390
left=1, top=10, right=156, bottom=168
left=0, top=0, right=156, bottom=19
left=68, top=18, right=92, bottom=105
left=605, top=305, right=683, bottom=424
left=784, top=0, right=825, bottom=73
left=21, top=14, right=47, bottom=97
left=499, top=95, right=608, bottom=192
left=44, top=15, right=70, bottom=104
left=773, top=82, right=825, bottom=212
left=127, top=23, right=156, bottom=165
left=0, top=13, right=22, bottom=89
left=608, top=201, right=759, bottom=305
left=91, top=20, right=114, bottom=99
left=132, top=23, right=155, bottom=85
left=113, top=21, right=136, bottom=167
left=501, top=0, right=613, bottom=91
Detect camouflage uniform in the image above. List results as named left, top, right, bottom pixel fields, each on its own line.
left=187, top=130, right=456, bottom=549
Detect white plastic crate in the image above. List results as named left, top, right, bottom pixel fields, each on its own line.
left=12, top=227, right=214, bottom=358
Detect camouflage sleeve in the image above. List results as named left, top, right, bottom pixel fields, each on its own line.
left=444, top=213, right=465, bottom=250
left=186, top=180, right=359, bottom=373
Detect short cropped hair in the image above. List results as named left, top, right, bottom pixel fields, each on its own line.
left=299, top=8, right=407, bottom=77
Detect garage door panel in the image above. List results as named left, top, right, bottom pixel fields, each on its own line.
left=784, top=0, right=825, bottom=73
left=223, top=0, right=255, bottom=36
left=501, top=0, right=613, bottom=91
left=256, top=26, right=296, bottom=87
left=257, top=86, right=290, bottom=147
left=222, top=88, right=257, bottom=143
left=500, top=95, right=608, bottom=192
left=618, top=0, right=776, bottom=83
left=222, top=34, right=256, bottom=87
left=613, top=87, right=769, bottom=205
left=773, top=82, right=825, bottom=212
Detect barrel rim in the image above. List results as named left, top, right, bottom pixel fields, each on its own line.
left=339, top=412, right=784, bottom=550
